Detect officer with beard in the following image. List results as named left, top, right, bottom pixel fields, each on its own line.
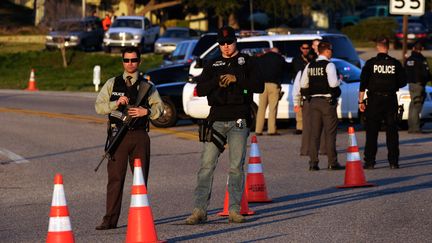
left=185, top=26, right=264, bottom=225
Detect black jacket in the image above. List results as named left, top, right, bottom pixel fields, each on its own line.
left=360, top=53, right=406, bottom=93
left=405, top=51, right=431, bottom=86
left=196, top=52, right=264, bottom=122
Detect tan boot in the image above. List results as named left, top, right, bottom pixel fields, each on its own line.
left=185, top=208, right=207, bottom=225
left=228, top=211, right=246, bottom=223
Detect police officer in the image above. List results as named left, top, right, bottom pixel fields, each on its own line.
left=255, top=47, right=285, bottom=136
left=94, top=46, right=164, bottom=230
left=359, top=37, right=406, bottom=169
left=185, top=26, right=264, bottom=224
left=292, top=43, right=311, bottom=135
left=406, top=42, right=431, bottom=133
left=293, top=43, right=326, bottom=156
left=300, top=42, right=343, bottom=171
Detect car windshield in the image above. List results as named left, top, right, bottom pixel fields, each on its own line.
left=171, top=42, right=194, bottom=61
left=322, top=36, right=360, bottom=67
left=111, top=19, right=142, bottom=28
left=203, top=41, right=270, bottom=62
left=193, top=34, right=217, bottom=56
left=146, top=65, right=190, bottom=84
left=56, top=21, right=83, bottom=31
left=162, top=29, right=189, bottom=38
left=333, top=59, right=361, bottom=83
left=273, top=40, right=313, bottom=58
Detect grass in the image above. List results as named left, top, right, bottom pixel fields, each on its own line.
left=351, top=40, right=376, bottom=48
left=0, top=47, right=163, bottom=91
left=0, top=42, right=45, bottom=53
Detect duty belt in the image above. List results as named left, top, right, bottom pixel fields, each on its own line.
left=369, top=91, right=395, bottom=97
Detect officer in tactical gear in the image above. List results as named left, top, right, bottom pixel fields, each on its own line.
left=359, top=37, right=406, bottom=169
left=405, top=42, right=431, bottom=133
left=94, top=46, right=164, bottom=230
left=300, top=41, right=343, bottom=171
left=185, top=26, right=264, bottom=225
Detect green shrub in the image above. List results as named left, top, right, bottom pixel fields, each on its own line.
left=342, top=17, right=398, bottom=42
left=164, top=19, right=190, bottom=28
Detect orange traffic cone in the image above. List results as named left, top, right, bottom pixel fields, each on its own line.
left=337, top=127, right=376, bottom=188
left=246, top=135, right=272, bottom=202
left=46, top=174, right=75, bottom=243
left=217, top=177, right=255, bottom=216
left=25, top=68, right=39, bottom=91
left=126, top=158, right=165, bottom=243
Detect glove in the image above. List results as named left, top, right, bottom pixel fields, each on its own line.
left=219, top=74, right=237, bottom=87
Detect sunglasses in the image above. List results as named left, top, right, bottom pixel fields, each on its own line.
left=218, top=40, right=235, bottom=46
left=123, top=58, right=139, bottom=63
left=301, top=46, right=310, bottom=50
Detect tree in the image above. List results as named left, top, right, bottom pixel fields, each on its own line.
left=254, top=0, right=358, bottom=27
left=184, top=0, right=242, bottom=28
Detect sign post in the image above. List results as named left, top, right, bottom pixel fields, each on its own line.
left=389, top=0, right=425, bottom=63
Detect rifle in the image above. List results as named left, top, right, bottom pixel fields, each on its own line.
left=94, top=78, right=152, bottom=172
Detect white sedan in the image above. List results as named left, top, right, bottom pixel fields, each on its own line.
left=182, top=58, right=432, bottom=127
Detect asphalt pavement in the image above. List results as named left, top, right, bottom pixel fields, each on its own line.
left=1, top=90, right=432, bottom=243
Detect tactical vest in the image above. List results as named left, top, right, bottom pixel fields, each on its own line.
left=368, top=58, right=399, bottom=93
left=308, top=60, right=331, bottom=95
left=207, top=54, right=252, bottom=106
left=108, top=74, right=149, bottom=129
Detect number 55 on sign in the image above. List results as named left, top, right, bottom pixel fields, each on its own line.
left=390, top=0, right=425, bottom=16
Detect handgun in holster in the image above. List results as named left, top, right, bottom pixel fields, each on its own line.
left=198, top=120, right=227, bottom=153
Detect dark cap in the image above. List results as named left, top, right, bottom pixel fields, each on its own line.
left=413, top=41, right=424, bottom=51
left=217, top=26, right=236, bottom=45
left=376, top=36, right=390, bottom=47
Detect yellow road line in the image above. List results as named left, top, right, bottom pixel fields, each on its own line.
left=0, top=107, right=198, bottom=141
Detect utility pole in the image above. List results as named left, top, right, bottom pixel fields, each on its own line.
left=82, top=0, right=86, bottom=18
left=249, top=0, right=254, bottom=31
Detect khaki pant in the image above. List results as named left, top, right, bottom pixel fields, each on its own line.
left=296, top=108, right=303, bottom=130
left=255, top=83, right=280, bottom=134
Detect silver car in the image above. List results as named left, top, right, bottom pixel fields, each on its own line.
left=154, top=27, right=200, bottom=54
left=161, top=39, right=197, bottom=66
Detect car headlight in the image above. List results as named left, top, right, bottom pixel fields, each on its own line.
left=46, top=36, right=53, bottom=40
left=133, top=34, right=141, bottom=40
left=104, top=33, right=110, bottom=38
left=70, top=36, right=78, bottom=41
left=155, top=43, right=162, bottom=47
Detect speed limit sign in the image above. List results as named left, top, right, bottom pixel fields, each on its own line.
left=390, top=0, right=425, bottom=16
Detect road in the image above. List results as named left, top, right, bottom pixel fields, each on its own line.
left=1, top=89, right=432, bottom=243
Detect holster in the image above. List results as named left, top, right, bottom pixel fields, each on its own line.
left=198, top=120, right=213, bottom=142
left=198, top=120, right=227, bottom=153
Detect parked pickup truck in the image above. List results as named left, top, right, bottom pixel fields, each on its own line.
left=103, top=16, right=160, bottom=53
